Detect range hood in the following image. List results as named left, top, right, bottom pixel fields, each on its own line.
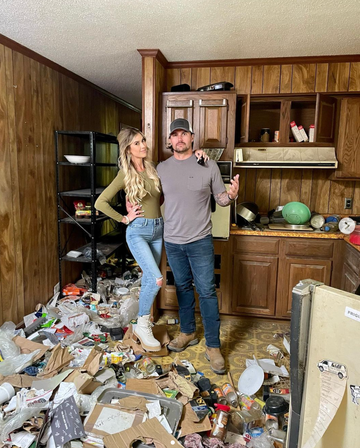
left=234, top=147, right=338, bottom=169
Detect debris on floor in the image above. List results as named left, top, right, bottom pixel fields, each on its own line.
left=0, top=268, right=290, bottom=447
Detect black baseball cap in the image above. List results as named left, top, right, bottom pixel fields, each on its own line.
left=169, top=118, right=194, bottom=136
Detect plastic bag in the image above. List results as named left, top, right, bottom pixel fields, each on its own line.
left=0, top=322, right=20, bottom=359
left=0, top=350, right=41, bottom=376
left=0, top=407, right=42, bottom=442
left=119, top=297, right=139, bottom=327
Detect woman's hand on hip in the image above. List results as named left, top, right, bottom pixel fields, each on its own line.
left=127, top=203, right=144, bottom=222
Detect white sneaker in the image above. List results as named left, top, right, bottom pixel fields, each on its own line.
left=133, top=315, right=161, bottom=352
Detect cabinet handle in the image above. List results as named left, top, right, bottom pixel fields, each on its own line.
left=199, top=99, right=227, bottom=107
left=166, top=100, right=193, bottom=108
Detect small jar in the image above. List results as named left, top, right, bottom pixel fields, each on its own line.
left=260, top=128, right=270, bottom=142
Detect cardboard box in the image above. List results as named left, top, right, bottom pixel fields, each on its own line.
left=104, top=417, right=183, bottom=448
left=84, top=403, right=145, bottom=438
left=123, top=325, right=170, bottom=357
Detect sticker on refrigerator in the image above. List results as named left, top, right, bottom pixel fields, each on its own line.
left=345, top=306, right=360, bottom=323
left=350, top=385, right=360, bottom=405
left=317, top=360, right=347, bottom=379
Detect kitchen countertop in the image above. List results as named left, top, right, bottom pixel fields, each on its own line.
left=230, top=227, right=360, bottom=252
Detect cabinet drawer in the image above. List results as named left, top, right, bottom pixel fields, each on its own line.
left=284, top=239, right=334, bottom=258
left=233, top=236, right=279, bottom=255
left=344, top=243, right=360, bottom=276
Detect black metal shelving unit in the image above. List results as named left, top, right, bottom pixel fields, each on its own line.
left=55, top=131, right=121, bottom=293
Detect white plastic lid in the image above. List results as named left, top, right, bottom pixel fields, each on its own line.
left=238, top=364, right=264, bottom=396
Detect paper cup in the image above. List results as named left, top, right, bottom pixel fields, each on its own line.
left=0, top=382, right=15, bottom=404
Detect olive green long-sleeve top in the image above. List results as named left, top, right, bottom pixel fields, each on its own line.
left=95, top=170, right=162, bottom=221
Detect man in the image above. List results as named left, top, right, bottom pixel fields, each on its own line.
left=157, top=118, right=239, bottom=374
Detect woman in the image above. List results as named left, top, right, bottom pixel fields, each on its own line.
left=95, top=127, right=206, bottom=352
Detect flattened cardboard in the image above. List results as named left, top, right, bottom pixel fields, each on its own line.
left=64, top=370, right=101, bottom=394
left=104, top=417, right=183, bottom=448
left=39, top=344, right=74, bottom=378
left=0, top=374, right=33, bottom=388
left=178, top=403, right=211, bottom=437
left=125, top=378, right=159, bottom=395
left=13, top=336, right=49, bottom=362
left=84, top=403, right=144, bottom=438
left=123, top=325, right=170, bottom=357
left=117, top=396, right=148, bottom=413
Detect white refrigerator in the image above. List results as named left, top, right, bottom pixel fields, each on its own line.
left=288, top=280, right=360, bottom=448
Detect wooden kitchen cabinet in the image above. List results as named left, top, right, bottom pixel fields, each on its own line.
left=237, top=93, right=337, bottom=146
left=276, top=257, right=332, bottom=318
left=334, top=97, right=360, bottom=179
left=160, top=91, right=236, bottom=161
left=231, top=254, right=277, bottom=316
left=341, top=243, right=360, bottom=293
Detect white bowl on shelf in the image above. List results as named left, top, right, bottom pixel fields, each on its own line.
left=64, top=155, right=90, bottom=164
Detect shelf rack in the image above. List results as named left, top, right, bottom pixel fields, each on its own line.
left=55, top=131, right=121, bottom=293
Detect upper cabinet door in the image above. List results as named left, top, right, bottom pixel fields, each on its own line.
left=160, top=95, right=195, bottom=161
left=314, top=94, right=337, bottom=142
left=335, top=97, right=360, bottom=178
left=198, top=97, right=228, bottom=149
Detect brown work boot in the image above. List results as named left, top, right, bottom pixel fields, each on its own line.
left=168, top=332, right=199, bottom=352
left=205, top=347, right=226, bottom=375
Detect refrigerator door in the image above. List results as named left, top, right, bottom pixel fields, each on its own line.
left=289, top=281, right=360, bottom=448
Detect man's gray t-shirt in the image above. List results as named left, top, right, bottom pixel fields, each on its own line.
left=157, top=155, right=225, bottom=244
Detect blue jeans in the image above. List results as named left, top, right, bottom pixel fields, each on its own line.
left=164, top=234, right=220, bottom=348
left=126, top=218, right=163, bottom=316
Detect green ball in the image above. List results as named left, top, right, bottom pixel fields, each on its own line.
left=282, top=202, right=311, bottom=225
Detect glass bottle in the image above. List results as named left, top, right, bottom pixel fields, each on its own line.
left=222, top=383, right=239, bottom=408
left=209, top=403, right=230, bottom=440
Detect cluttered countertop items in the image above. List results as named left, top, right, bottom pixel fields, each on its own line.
left=233, top=201, right=360, bottom=245
left=0, top=265, right=290, bottom=448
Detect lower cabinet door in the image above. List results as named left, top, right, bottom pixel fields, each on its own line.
left=277, top=257, right=332, bottom=318
left=341, top=263, right=360, bottom=294
left=231, top=254, right=278, bottom=316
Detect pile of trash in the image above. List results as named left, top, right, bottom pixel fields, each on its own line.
left=0, top=267, right=290, bottom=448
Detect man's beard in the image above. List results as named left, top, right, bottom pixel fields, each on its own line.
left=173, top=144, right=191, bottom=154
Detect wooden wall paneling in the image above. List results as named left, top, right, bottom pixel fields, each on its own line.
left=349, top=62, right=360, bottom=91
left=300, top=170, right=313, bottom=206
left=244, top=169, right=257, bottom=202
left=310, top=171, right=331, bottom=213
left=180, top=68, right=191, bottom=86
left=155, top=59, right=166, bottom=164
left=166, top=68, right=180, bottom=91
left=4, top=46, right=25, bottom=322
left=0, top=45, right=17, bottom=322
left=255, top=169, right=271, bottom=212
left=251, top=66, right=263, bottom=94
left=279, top=170, right=302, bottom=205
left=235, top=66, right=252, bottom=94
left=315, top=63, right=329, bottom=92
left=353, top=182, right=360, bottom=214
left=328, top=62, right=350, bottom=92
left=13, top=53, right=39, bottom=315
left=292, top=64, right=316, bottom=93
left=143, top=57, right=155, bottom=152
left=263, top=65, right=280, bottom=94
left=31, top=59, right=48, bottom=304
left=40, top=64, right=58, bottom=297
left=236, top=169, right=246, bottom=203
left=210, top=67, right=235, bottom=85
left=191, top=67, right=210, bottom=90
left=328, top=180, right=355, bottom=215
left=118, top=103, right=141, bottom=129
left=279, top=100, right=291, bottom=143
left=269, top=169, right=282, bottom=210
left=78, top=84, right=94, bottom=131
left=280, top=65, right=292, bottom=93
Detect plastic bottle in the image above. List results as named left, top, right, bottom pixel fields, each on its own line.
left=209, top=403, right=230, bottom=440
left=222, top=383, right=239, bottom=407
left=135, top=357, right=155, bottom=375
left=322, top=222, right=339, bottom=233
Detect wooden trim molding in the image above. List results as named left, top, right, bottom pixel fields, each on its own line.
left=137, top=49, right=168, bottom=68
left=0, top=33, right=141, bottom=113
left=167, top=54, right=360, bottom=69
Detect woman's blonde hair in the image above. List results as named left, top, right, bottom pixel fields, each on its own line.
left=117, top=127, right=161, bottom=204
